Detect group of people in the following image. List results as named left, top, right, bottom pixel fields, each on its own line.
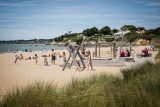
left=120, top=47, right=152, bottom=58
left=34, top=49, right=66, bottom=66
left=14, top=48, right=93, bottom=71
left=120, top=48, right=132, bottom=57
left=142, top=48, right=149, bottom=57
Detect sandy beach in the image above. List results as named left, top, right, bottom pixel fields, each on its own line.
left=0, top=46, right=157, bottom=100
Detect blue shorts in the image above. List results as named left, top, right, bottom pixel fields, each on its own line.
left=52, top=56, right=56, bottom=61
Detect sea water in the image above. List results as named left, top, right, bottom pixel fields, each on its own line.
left=0, top=44, right=66, bottom=53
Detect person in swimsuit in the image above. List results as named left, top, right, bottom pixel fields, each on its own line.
left=14, top=54, right=23, bottom=63
left=44, top=56, right=48, bottom=66
left=51, top=49, right=56, bottom=65
left=35, top=54, right=38, bottom=64
left=58, top=52, right=66, bottom=66
left=40, top=46, right=43, bottom=52
left=87, top=50, right=93, bottom=71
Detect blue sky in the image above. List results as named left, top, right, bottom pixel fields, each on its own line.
left=0, top=0, right=160, bottom=40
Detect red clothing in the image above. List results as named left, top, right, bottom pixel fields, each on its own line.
left=142, top=50, right=146, bottom=53
left=120, top=51, right=125, bottom=56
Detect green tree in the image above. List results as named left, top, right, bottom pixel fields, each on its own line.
left=143, top=29, right=155, bottom=35
left=137, top=27, right=145, bottom=30
left=90, top=27, right=99, bottom=35
left=143, top=27, right=160, bottom=35
left=83, top=29, right=91, bottom=37
left=71, top=37, right=83, bottom=44
left=123, top=25, right=137, bottom=31
left=124, top=31, right=139, bottom=43
left=105, top=37, right=115, bottom=42
left=99, top=26, right=111, bottom=35
left=140, top=34, right=156, bottom=44
left=112, top=29, right=119, bottom=33
left=83, top=27, right=98, bottom=37
left=155, top=27, right=160, bottom=35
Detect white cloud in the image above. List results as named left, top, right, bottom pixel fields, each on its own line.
left=145, top=2, right=160, bottom=6
left=135, top=0, right=160, bottom=6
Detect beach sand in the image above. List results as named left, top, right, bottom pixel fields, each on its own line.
left=0, top=46, right=157, bottom=100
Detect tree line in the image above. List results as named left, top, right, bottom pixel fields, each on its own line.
left=53, top=25, right=160, bottom=44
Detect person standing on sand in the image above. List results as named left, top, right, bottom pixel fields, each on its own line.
left=87, top=50, right=93, bottom=71
left=51, top=49, right=56, bottom=65
left=35, top=54, right=38, bottom=64
left=131, top=50, right=134, bottom=57
left=14, top=54, right=23, bottom=63
left=40, top=46, right=43, bottom=52
left=58, top=52, right=66, bottom=67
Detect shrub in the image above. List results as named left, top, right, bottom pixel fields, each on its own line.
left=105, top=37, right=115, bottom=42
left=2, top=62, right=160, bottom=106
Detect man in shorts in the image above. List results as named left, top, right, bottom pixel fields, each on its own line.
left=51, top=49, right=56, bottom=64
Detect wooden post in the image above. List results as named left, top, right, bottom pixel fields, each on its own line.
left=110, top=45, right=112, bottom=57
left=81, top=43, right=84, bottom=52
left=130, top=44, right=132, bottom=55
left=95, top=42, right=97, bottom=57
left=99, top=44, right=100, bottom=57
left=62, top=45, right=86, bottom=71
left=68, top=47, right=79, bottom=68
left=78, top=52, right=85, bottom=69
left=119, top=45, right=121, bottom=57
left=113, top=42, right=116, bottom=59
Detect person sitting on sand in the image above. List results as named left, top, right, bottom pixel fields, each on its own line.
left=51, top=49, right=56, bottom=65
left=126, top=49, right=130, bottom=57
left=87, top=50, right=93, bottom=71
left=14, top=54, right=23, bottom=63
left=58, top=52, right=66, bottom=67
left=142, top=49, right=146, bottom=57
left=145, top=48, right=148, bottom=57
left=35, top=54, right=38, bottom=64
left=120, top=50, right=125, bottom=57
left=44, top=56, right=48, bottom=66
left=30, top=49, right=32, bottom=52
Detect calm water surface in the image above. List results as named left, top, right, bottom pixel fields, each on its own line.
left=0, top=44, right=66, bottom=53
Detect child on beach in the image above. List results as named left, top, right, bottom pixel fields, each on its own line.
left=87, top=50, right=93, bottom=71
left=131, top=50, right=134, bottom=57
left=44, top=56, right=48, bottom=66
left=58, top=52, right=66, bottom=67
left=35, top=54, right=38, bottom=64
left=14, top=54, right=23, bottom=63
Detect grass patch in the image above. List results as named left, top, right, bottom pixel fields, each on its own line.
left=1, top=62, right=160, bottom=106
left=155, top=44, right=160, bottom=60
left=155, top=51, right=160, bottom=60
